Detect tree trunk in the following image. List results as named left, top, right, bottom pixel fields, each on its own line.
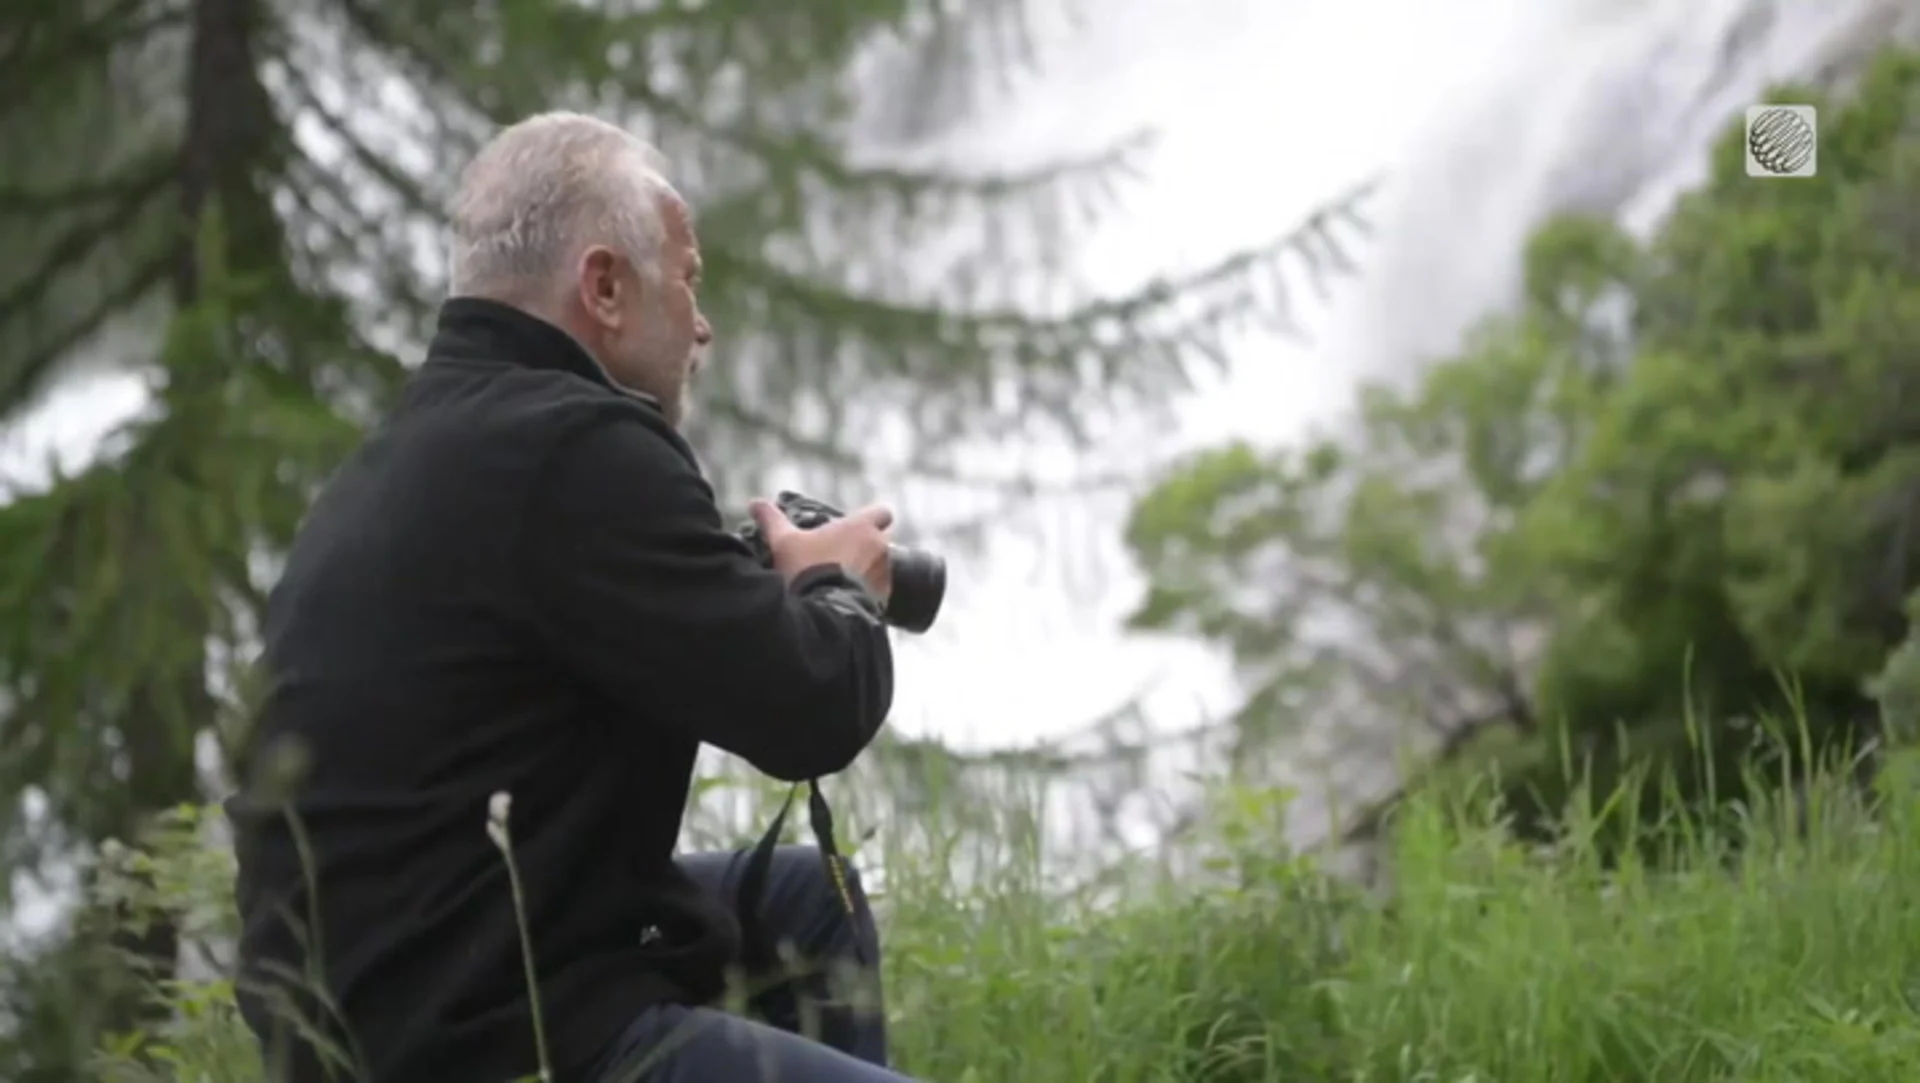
left=97, top=0, right=280, bottom=1047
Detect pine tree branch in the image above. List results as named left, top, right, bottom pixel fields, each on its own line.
left=707, top=183, right=1371, bottom=374
left=325, top=0, right=475, bottom=115
left=276, top=63, right=440, bottom=220
left=0, top=2, right=186, bottom=111
left=0, top=244, right=176, bottom=423
left=681, top=176, right=1373, bottom=482
left=327, top=0, right=1126, bottom=214
left=0, top=167, right=174, bottom=327
left=630, top=78, right=1149, bottom=204
left=280, top=155, right=439, bottom=327
left=328, top=0, right=879, bottom=127
left=700, top=398, right=868, bottom=471
left=283, top=157, right=386, bottom=251
left=0, top=158, right=175, bottom=216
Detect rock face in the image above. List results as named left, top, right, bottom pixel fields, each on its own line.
left=1329, top=0, right=1919, bottom=388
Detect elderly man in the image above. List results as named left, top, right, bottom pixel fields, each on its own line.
left=227, top=112, right=915, bottom=1083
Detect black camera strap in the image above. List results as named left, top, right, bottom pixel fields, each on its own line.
left=733, top=778, right=869, bottom=973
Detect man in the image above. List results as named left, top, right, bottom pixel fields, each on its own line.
left=227, top=112, right=917, bottom=1083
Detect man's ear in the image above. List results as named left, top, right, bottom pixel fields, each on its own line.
left=577, top=246, right=625, bottom=326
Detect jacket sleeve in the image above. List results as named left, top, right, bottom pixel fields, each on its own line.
left=518, top=411, right=894, bottom=781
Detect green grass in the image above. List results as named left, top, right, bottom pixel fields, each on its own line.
left=91, top=746, right=1920, bottom=1082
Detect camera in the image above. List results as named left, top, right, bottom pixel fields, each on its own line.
left=738, top=490, right=946, bottom=635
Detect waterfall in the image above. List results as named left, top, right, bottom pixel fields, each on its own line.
left=1329, top=0, right=1920, bottom=388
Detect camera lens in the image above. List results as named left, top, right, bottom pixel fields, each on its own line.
left=884, top=546, right=946, bottom=634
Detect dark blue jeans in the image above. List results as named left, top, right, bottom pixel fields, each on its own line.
left=588, top=846, right=916, bottom=1082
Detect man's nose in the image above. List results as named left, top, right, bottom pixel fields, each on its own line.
left=694, top=315, right=713, bottom=346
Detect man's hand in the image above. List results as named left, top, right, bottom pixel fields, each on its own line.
left=747, top=499, right=894, bottom=601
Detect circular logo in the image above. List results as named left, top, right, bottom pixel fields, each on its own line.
left=1748, top=107, right=1814, bottom=175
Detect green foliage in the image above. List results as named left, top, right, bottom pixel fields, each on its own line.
left=85, top=807, right=252, bottom=1083
left=1126, top=45, right=1920, bottom=837
left=86, top=730, right=1920, bottom=1081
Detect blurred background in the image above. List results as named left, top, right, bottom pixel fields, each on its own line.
left=4, top=0, right=1920, bottom=1078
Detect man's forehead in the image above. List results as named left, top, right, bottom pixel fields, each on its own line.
left=660, top=195, right=697, bottom=244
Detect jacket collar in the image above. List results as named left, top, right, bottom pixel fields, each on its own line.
left=428, top=296, right=661, bottom=408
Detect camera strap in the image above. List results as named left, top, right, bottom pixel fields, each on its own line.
left=733, top=778, right=869, bottom=973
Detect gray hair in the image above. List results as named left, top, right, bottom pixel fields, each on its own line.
left=447, top=112, right=679, bottom=298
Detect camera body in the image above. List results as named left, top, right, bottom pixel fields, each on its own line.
left=738, top=490, right=947, bottom=635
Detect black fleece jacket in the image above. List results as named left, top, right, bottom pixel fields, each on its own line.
left=225, top=297, right=893, bottom=1083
